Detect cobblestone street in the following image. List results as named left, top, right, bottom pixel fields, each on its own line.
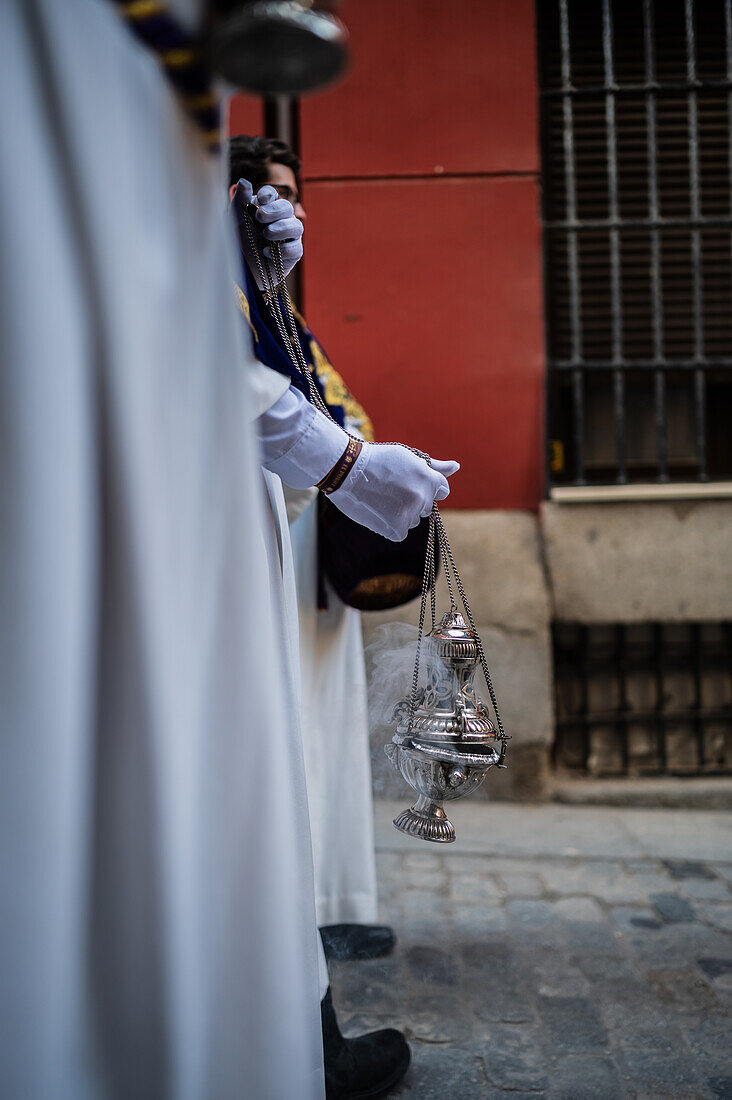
left=330, top=801, right=732, bottom=1099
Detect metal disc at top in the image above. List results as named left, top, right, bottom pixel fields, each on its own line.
left=207, top=2, right=349, bottom=96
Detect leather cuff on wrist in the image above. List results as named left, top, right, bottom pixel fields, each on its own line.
left=317, top=437, right=363, bottom=495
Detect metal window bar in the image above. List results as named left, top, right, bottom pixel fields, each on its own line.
left=558, top=0, right=587, bottom=484
left=538, top=0, right=732, bottom=491
left=685, top=0, right=709, bottom=480
left=553, top=621, right=732, bottom=776
left=602, top=0, right=628, bottom=481
left=645, top=0, right=669, bottom=479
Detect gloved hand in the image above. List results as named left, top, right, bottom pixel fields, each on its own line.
left=330, top=443, right=460, bottom=542
left=258, top=388, right=459, bottom=541
left=231, top=179, right=304, bottom=289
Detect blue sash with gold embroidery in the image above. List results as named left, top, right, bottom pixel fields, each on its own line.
left=235, top=263, right=373, bottom=440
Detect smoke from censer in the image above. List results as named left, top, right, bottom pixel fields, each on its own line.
left=364, top=622, right=443, bottom=736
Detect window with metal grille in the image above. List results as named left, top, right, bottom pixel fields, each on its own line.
left=537, top=0, right=732, bottom=494
left=553, top=622, right=732, bottom=775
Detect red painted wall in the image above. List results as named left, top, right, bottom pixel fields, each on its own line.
left=228, top=0, right=545, bottom=509
left=227, top=94, right=263, bottom=140
left=300, top=0, right=545, bottom=510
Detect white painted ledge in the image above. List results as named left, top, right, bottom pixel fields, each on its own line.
left=550, top=481, right=732, bottom=503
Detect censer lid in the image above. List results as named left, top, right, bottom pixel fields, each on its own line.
left=428, top=610, right=479, bottom=661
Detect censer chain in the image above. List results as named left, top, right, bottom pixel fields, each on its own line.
left=244, top=216, right=431, bottom=455
left=246, top=221, right=507, bottom=744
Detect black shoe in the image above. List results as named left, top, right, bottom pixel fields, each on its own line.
left=321, top=987, right=410, bottom=1100
left=320, top=924, right=396, bottom=962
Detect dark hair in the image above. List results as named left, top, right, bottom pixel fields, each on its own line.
left=227, top=134, right=302, bottom=192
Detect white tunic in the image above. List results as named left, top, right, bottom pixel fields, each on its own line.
left=289, top=499, right=379, bottom=927
left=0, top=2, right=324, bottom=1097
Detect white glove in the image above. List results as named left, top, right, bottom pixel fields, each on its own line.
left=331, top=443, right=460, bottom=542
left=232, top=179, right=304, bottom=288
left=258, top=387, right=459, bottom=542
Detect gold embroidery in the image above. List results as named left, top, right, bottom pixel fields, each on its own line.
left=308, top=340, right=374, bottom=441
left=121, top=0, right=164, bottom=16
left=162, top=48, right=195, bottom=67
left=234, top=283, right=258, bottom=343
left=290, top=309, right=374, bottom=440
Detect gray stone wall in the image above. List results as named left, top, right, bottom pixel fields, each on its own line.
left=541, top=499, right=732, bottom=622
left=363, top=499, right=732, bottom=801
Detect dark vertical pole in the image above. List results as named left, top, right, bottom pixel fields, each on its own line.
left=685, top=0, right=709, bottom=480
left=559, top=0, right=586, bottom=484
left=602, top=0, right=627, bottom=483
left=264, top=95, right=303, bottom=306
left=644, top=0, right=669, bottom=482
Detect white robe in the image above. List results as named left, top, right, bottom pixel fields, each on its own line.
left=0, top=2, right=324, bottom=1096
left=289, top=499, right=379, bottom=926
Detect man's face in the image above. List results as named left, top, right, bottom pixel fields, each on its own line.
left=265, top=163, right=307, bottom=224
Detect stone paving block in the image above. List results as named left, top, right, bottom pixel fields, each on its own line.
left=551, top=896, right=623, bottom=953
left=377, top=897, right=402, bottom=925
left=546, top=1053, right=626, bottom=1099
left=615, top=1047, right=707, bottom=1097
left=541, top=861, right=658, bottom=904
left=375, top=851, right=404, bottom=874
left=400, top=893, right=453, bottom=943
left=478, top=856, right=555, bottom=878
left=697, top=956, right=732, bottom=993
left=403, top=993, right=465, bottom=1044
left=647, top=967, right=723, bottom=1013
left=472, top=986, right=537, bottom=1026
left=505, top=909, right=568, bottom=955
left=626, top=870, right=679, bottom=898
left=507, top=898, right=564, bottom=928
left=458, top=939, right=520, bottom=978
left=401, top=851, right=446, bottom=873
left=526, top=954, right=592, bottom=999
left=654, top=920, right=732, bottom=960
left=400, top=868, right=449, bottom=895
left=404, top=945, right=455, bottom=987
left=388, top=1044, right=492, bottom=1099
left=448, top=871, right=504, bottom=903
left=651, top=893, right=698, bottom=923
left=496, top=871, right=544, bottom=897
left=616, top=920, right=730, bottom=970
left=450, top=903, right=508, bottom=940
left=609, top=905, right=663, bottom=935
left=460, top=948, right=537, bottom=1027
left=576, top=953, right=640, bottom=984
left=682, top=1014, right=732, bottom=1074
left=626, top=859, right=662, bottom=872
left=664, top=859, right=717, bottom=880
left=480, top=1022, right=550, bottom=1092
left=708, top=1075, right=732, bottom=1099
left=585, top=871, right=659, bottom=905
left=680, top=876, right=732, bottom=901
left=600, top=989, right=688, bottom=1055
left=538, top=995, right=608, bottom=1053
left=698, top=902, right=732, bottom=933
left=711, top=864, right=732, bottom=886
left=399, top=896, right=452, bottom=927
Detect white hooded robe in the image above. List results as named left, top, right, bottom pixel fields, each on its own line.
left=0, top=1, right=324, bottom=1096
